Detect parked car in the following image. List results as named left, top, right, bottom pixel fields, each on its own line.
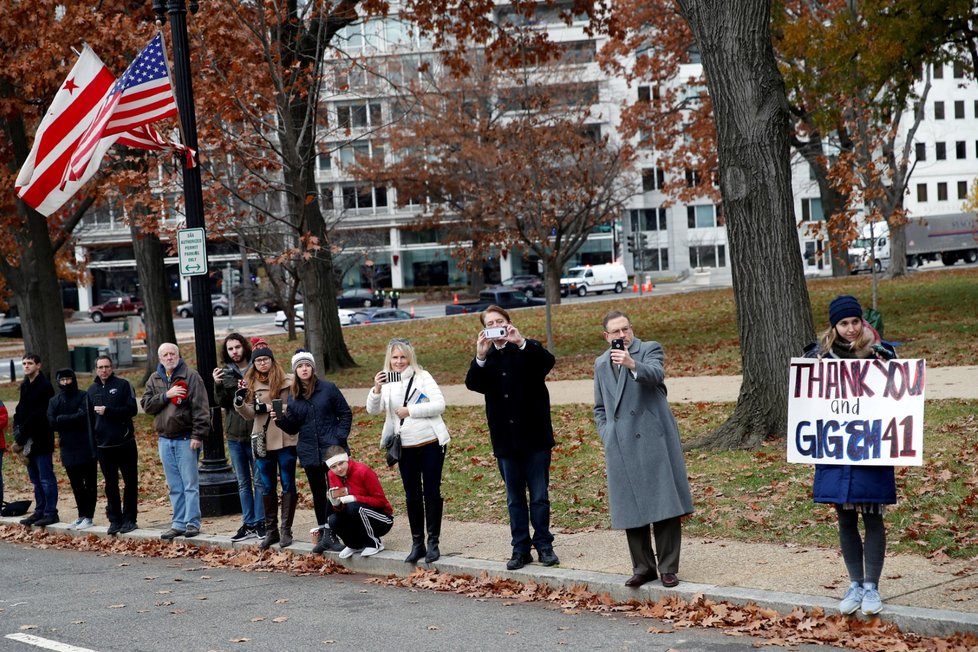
left=0, top=316, right=22, bottom=338
left=254, top=294, right=303, bottom=314
left=348, top=308, right=420, bottom=325
left=501, top=275, right=545, bottom=297
left=445, top=288, right=545, bottom=316
left=176, top=294, right=230, bottom=318
left=89, top=295, right=144, bottom=323
left=275, top=305, right=355, bottom=329
left=336, top=288, right=384, bottom=308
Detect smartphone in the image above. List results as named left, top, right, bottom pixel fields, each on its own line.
left=611, top=338, right=625, bottom=350
left=385, top=371, right=402, bottom=383
left=482, top=326, right=508, bottom=339
left=271, top=399, right=283, bottom=413
left=93, top=394, right=104, bottom=407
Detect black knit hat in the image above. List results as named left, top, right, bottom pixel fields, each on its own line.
left=829, top=295, right=863, bottom=327
left=251, top=346, right=274, bottom=363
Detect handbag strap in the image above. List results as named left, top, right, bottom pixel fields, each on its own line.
left=398, top=376, right=415, bottom=428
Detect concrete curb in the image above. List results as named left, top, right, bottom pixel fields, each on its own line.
left=8, top=518, right=977, bottom=639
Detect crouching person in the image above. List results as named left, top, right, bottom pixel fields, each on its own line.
left=325, top=445, right=393, bottom=559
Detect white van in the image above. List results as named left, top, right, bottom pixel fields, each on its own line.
left=559, top=263, right=629, bottom=297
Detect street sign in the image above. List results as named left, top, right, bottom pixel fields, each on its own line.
left=177, top=228, right=208, bottom=277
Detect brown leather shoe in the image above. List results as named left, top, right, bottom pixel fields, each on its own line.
left=661, top=573, right=679, bottom=588
left=624, top=572, right=656, bottom=588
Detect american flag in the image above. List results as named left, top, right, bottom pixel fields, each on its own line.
left=65, top=32, right=181, bottom=183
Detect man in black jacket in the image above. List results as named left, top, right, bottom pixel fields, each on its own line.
left=88, top=355, right=139, bottom=534
left=14, top=353, right=58, bottom=527
left=465, top=305, right=559, bottom=571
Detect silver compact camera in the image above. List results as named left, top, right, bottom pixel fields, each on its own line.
left=482, top=326, right=507, bottom=339
left=385, top=371, right=402, bottom=383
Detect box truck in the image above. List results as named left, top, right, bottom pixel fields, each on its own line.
left=848, top=213, right=978, bottom=273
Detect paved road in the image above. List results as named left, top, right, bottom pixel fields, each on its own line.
left=0, top=543, right=809, bottom=652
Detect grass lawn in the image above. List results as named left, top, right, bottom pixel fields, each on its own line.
left=3, top=268, right=975, bottom=557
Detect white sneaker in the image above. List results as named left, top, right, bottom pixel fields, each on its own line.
left=338, top=547, right=362, bottom=559
left=68, top=517, right=85, bottom=530
left=77, top=518, right=94, bottom=530
left=838, top=582, right=864, bottom=615
left=361, top=543, right=384, bottom=557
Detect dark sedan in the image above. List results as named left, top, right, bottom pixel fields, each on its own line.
left=0, top=316, right=22, bottom=338
left=336, top=288, right=384, bottom=308
left=501, top=275, right=545, bottom=297
left=348, top=308, right=420, bottom=325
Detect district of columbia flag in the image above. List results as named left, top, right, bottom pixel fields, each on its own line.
left=65, top=32, right=181, bottom=184
left=15, top=45, right=120, bottom=217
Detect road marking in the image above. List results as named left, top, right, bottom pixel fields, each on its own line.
left=5, top=633, right=99, bottom=652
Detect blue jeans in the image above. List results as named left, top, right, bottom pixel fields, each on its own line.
left=27, top=454, right=59, bottom=518
left=158, top=437, right=201, bottom=530
left=227, top=439, right=264, bottom=527
left=256, top=446, right=297, bottom=496
left=497, top=448, right=554, bottom=554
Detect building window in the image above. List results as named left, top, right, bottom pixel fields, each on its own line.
left=955, top=100, right=965, bottom=119
left=958, top=181, right=969, bottom=200
left=956, top=141, right=967, bottom=159
left=936, top=142, right=946, bottom=160
left=637, top=85, right=660, bottom=103
left=317, top=153, right=332, bottom=171
left=686, top=204, right=718, bottom=228
left=953, top=61, right=965, bottom=78
left=801, top=197, right=824, bottom=221
left=629, top=208, right=667, bottom=232
left=915, top=142, right=926, bottom=161
left=975, top=100, right=978, bottom=118
left=684, top=168, right=702, bottom=187
left=641, top=168, right=665, bottom=192
left=937, top=182, right=948, bottom=201
left=689, top=244, right=725, bottom=268
left=336, top=102, right=383, bottom=130
left=637, top=248, right=669, bottom=272
left=934, top=101, right=945, bottom=120
left=341, top=184, right=388, bottom=210
left=916, top=183, right=927, bottom=202
left=933, top=63, right=943, bottom=79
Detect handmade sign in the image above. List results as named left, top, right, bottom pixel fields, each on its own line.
left=786, top=357, right=925, bottom=466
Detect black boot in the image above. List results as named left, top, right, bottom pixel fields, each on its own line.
left=424, top=497, right=443, bottom=563
left=259, top=494, right=280, bottom=550
left=404, top=498, right=426, bottom=563
left=313, top=526, right=344, bottom=554
left=279, top=491, right=297, bottom=548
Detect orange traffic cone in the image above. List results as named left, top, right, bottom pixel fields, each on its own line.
left=410, top=305, right=416, bottom=317
left=632, top=282, right=638, bottom=293
left=453, top=293, right=459, bottom=304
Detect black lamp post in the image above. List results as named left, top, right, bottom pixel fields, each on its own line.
left=154, top=0, right=239, bottom=516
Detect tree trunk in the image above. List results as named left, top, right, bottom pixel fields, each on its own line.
left=131, top=219, right=177, bottom=384
left=0, top=203, right=71, bottom=373
left=543, top=258, right=566, bottom=352
left=887, top=219, right=908, bottom=277
left=678, top=0, right=816, bottom=450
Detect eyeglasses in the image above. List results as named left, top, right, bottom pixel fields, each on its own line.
left=96, top=365, right=112, bottom=370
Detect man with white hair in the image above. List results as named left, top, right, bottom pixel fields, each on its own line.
left=141, top=343, right=210, bottom=540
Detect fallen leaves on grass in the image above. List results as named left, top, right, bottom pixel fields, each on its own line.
left=369, top=568, right=978, bottom=651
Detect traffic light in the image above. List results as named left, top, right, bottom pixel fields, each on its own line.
left=626, top=234, right=636, bottom=253
left=640, top=233, right=650, bottom=250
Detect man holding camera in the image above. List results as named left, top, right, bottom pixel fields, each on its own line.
left=593, top=310, right=693, bottom=589
left=142, top=342, right=210, bottom=540
left=465, top=305, right=559, bottom=571
left=213, top=334, right=264, bottom=542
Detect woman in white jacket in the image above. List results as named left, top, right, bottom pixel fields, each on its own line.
left=367, top=338, right=450, bottom=564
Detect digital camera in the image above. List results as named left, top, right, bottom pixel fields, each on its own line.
left=254, top=397, right=269, bottom=414
left=611, top=338, right=625, bottom=350
left=482, top=326, right=508, bottom=340
left=385, top=371, right=402, bottom=383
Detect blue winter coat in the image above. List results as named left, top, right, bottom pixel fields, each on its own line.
left=806, top=338, right=898, bottom=505
left=275, top=379, right=352, bottom=468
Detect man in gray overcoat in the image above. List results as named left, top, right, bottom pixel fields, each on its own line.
left=593, top=310, right=694, bottom=589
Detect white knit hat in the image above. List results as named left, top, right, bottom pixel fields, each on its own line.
left=291, top=349, right=316, bottom=372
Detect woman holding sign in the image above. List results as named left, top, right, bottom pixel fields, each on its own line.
left=367, top=338, right=450, bottom=564
left=807, top=295, right=897, bottom=616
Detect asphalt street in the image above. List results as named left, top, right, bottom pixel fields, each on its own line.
left=0, top=543, right=816, bottom=652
